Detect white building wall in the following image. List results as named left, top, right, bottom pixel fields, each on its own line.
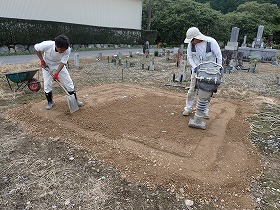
left=0, top=0, right=142, bottom=30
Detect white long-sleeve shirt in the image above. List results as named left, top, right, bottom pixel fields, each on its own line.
left=186, top=36, right=222, bottom=69
left=34, top=41, right=71, bottom=68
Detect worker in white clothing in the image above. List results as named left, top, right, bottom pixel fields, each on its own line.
left=35, top=35, right=83, bottom=110
left=183, top=27, right=222, bottom=118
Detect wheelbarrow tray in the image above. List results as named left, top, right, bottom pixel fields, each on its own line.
left=5, top=69, right=39, bottom=83
left=4, top=68, right=41, bottom=92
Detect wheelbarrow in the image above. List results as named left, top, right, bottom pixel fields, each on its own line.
left=4, top=68, right=41, bottom=92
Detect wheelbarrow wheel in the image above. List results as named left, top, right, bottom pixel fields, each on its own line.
left=28, top=78, right=41, bottom=92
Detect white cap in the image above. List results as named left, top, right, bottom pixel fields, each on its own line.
left=184, top=27, right=208, bottom=43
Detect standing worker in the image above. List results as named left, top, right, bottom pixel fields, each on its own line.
left=182, top=27, right=222, bottom=118
left=35, top=34, right=83, bottom=110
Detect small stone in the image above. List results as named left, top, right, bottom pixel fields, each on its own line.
left=185, top=199, right=194, bottom=206
left=64, top=199, right=70, bottom=206
left=179, top=188, right=184, bottom=194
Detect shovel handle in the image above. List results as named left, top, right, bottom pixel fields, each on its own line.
left=53, top=79, right=71, bottom=96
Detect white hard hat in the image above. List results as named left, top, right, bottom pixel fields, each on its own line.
left=184, top=27, right=208, bottom=43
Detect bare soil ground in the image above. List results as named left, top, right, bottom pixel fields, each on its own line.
left=0, top=54, right=279, bottom=209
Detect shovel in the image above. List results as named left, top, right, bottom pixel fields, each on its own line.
left=45, top=67, right=79, bottom=113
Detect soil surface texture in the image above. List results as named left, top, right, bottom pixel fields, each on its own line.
left=0, top=55, right=279, bottom=209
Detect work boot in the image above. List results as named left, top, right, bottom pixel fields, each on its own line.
left=45, top=91, right=53, bottom=110
left=182, top=108, right=192, bottom=116
left=68, top=91, right=84, bottom=107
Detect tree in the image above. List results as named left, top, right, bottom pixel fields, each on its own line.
left=229, top=1, right=280, bottom=44
left=142, top=0, right=227, bottom=45
left=271, top=13, right=280, bottom=44
left=147, top=0, right=152, bottom=30
left=141, top=0, right=280, bottom=45
left=193, top=0, right=279, bottom=14
left=224, top=11, right=265, bottom=44
left=236, top=1, right=279, bottom=22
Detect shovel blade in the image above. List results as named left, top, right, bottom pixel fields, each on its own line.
left=67, top=95, right=79, bottom=113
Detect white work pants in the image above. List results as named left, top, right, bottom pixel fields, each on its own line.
left=42, top=66, right=75, bottom=93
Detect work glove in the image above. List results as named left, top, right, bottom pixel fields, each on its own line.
left=53, top=73, right=59, bottom=80
left=40, top=60, right=48, bottom=68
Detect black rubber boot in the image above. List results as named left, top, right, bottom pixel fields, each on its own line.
left=45, top=91, right=53, bottom=110
left=68, top=91, right=83, bottom=107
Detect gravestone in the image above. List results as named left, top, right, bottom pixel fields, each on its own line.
left=28, top=45, right=35, bottom=53
left=74, top=53, right=79, bottom=69
left=166, top=50, right=171, bottom=60
left=118, top=52, right=122, bottom=59
left=253, top=25, right=264, bottom=48
left=72, top=44, right=80, bottom=50
left=180, top=55, right=188, bottom=80
left=96, top=53, right=102, bottom=61
left=173, top=47, right=179, bottom=56
left=225, top=27, right=240, bottom=50
left=238, top=25, right=277, bottom=62
left=162, top=48, right=166, bottom=56
left=277, top=77, right=280, bottom=85
left=149, top=57, right=155, bottom=70
left=222, top=50, right=243, bottom=70
left=241, top=36, right=247, bottom=47
left=15, top=44, right=25, bottom=53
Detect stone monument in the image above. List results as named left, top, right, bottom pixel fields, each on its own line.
left=179, top=52, right=189, bottom=81
left=74, top=53, right=79, bottom=69
left=223, top=27, right=242, bottom=70
left=252, top=25, right=264, bottom=48
left=148, top=57, right=155, bottom=70
left=238, top=25, right=277, bottom=62
left=225, top=27, right=240, bottom=50
left=241, top=36, right=247, bottom=47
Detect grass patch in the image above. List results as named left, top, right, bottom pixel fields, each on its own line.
left=249, top=103, right=280, bottom=155
left=249, top=103, right=280, bottom=209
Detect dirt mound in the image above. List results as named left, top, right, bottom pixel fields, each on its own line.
left=6, top=83, right=261, bottom=208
